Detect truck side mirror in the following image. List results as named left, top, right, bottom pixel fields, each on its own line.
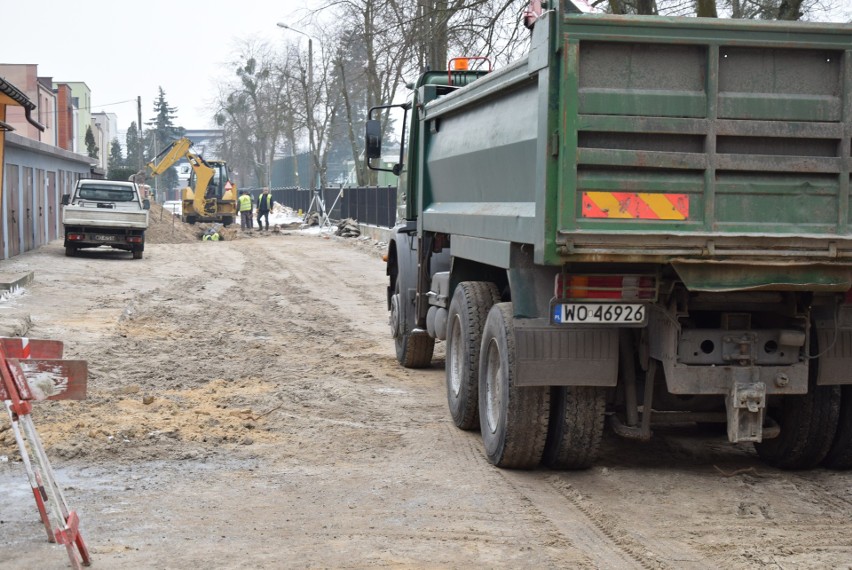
left=365, top=120, right=382, bottom=160
left=61, top=194, right=70, bottom=206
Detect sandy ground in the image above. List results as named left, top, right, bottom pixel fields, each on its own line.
left=0, top=221, right=851, bottom=569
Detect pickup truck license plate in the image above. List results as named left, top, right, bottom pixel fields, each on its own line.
left=93, top=234, right=117, bottom=242
left=554, top=303, right=646, bottom=324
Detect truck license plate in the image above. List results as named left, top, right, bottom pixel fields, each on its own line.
left=553, top=303, right=646, bottom=324
left=93, top=234, right=117, bottom=242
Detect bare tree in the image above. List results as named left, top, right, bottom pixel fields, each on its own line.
left=215, top=41, right=294, bottom=188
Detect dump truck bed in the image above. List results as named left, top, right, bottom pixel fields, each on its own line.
left=419, top=15, right=851, bottom=275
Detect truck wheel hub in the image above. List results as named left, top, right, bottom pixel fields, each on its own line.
left=390, top=294, right=402, bottom=338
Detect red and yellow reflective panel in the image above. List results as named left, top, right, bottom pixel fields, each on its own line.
left=581, top=192, right=689, bottom=220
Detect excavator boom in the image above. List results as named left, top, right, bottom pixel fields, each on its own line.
left=145, top=137, right=237, bottom=226
left=147, top=138, right=195, bottom=176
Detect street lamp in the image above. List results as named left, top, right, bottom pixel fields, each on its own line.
left=277, top=22, right=316, bottom=189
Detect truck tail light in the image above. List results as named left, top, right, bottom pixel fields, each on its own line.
left=67, top=233, right=85, bottom=241
left=127, top=236, right=143, bottom=244
left=554, top=274, right=657, bottom=301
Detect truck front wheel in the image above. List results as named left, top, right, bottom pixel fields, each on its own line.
left=479, top=303, right=550, bottom=468
left=543, top=386, right=607, bottom=469
left=391, top=278, right=434, bottom=368
left=446, top=281, right=500, bottom=430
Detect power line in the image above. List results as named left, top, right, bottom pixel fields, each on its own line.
left=88, top=99, right=137, bottom=111
left=26, top=98, right=138, bottom=118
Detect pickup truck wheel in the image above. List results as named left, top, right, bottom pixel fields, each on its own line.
left=392, top=279, right=434, bottom=368
left=543, top=386, right=606, bottom=469
left=132, top=249, right=144, bottom=260
left=446, top=281, right=500, bottom=430
left=755, top=354, right=840, bottom=470
left=821, top=386, right=852, bottom=469
left=479, top=303, right=549, bottom=468
left=65, top=245, right=76, bottom=257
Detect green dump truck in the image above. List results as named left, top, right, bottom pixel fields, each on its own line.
left=367, top=6, right=852, bottom=470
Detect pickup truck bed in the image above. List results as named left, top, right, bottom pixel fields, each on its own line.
left=62, top=180, right=150, bottom=259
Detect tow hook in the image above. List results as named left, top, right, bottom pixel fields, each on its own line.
left=726, top=380, right=766, bottom=443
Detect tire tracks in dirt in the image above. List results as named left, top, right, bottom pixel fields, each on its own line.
left=438, top=418, right=714, bottom=568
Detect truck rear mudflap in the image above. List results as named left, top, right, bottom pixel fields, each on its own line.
left=514, top=321, right=619, bottom=387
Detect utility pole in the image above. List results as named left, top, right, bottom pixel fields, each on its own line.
left=137, top=96, right=143, bottom=173
left=307, top=37, right=314, bottom=189
left=277, top=22, right=317, bottom=189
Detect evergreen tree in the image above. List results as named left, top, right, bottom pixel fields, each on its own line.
left=108, top=138, right=124, bottom=168
left=126, top=121, right=141, bottom=171
left=85, top=125, right=99, bottom=159
left=145, top=87, right=185, bottom=192
left=107, top=138, right=137, bottom=181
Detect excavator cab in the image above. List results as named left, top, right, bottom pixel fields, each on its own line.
left=189, top=162, right=228, bottom=200
left=184, top=160, right=235, bottom=225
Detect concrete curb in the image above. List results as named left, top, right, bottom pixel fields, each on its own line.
left=0, top=271, right=34, bottom=293
left=357, top=224, right=393, bottom=243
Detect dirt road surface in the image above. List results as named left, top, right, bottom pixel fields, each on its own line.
left=1, top=230, right=851, bottom=569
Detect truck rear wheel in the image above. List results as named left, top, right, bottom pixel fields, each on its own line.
left=132, top=249, right=143, bottom=260
left=65, top=245, right=76, bottom=257
left=446, top=282, right=500, bottom=430
left=822, top=386, right=852, bottom=470
left=543, top=386, right=607, bottom=470
left=755, top=355, right=840, bottom=470
left=479, top=303, right=550, bottom=469
left=392, top=279, right=434, bottom=368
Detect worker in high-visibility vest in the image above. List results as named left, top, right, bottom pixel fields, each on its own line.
left=238, top=191, right=253, bottom=231
left=256, top=187, right=273, bottom=231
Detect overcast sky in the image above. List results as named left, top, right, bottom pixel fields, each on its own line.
left=1, top=0, right=309, bottom=137
left=1, top=1, right=849, bottom=144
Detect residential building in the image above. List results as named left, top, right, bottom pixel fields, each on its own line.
left=53, top=81, right=91, bottom=154
left=91, top=111, right=117, bottom=171
left=0, top=64, right=57, bottom=145
left=54, top=83, right=74, bottom=151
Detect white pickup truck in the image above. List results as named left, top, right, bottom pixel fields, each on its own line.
left=61, top=179, right=150, bottom=259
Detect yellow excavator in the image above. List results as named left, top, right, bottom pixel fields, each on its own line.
left=146, top=137, right=238, bottom=225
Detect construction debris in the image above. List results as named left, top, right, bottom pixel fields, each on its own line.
left=304, top=212, right=321, bottom=227
left=335, top=218, right=361, bottom=238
